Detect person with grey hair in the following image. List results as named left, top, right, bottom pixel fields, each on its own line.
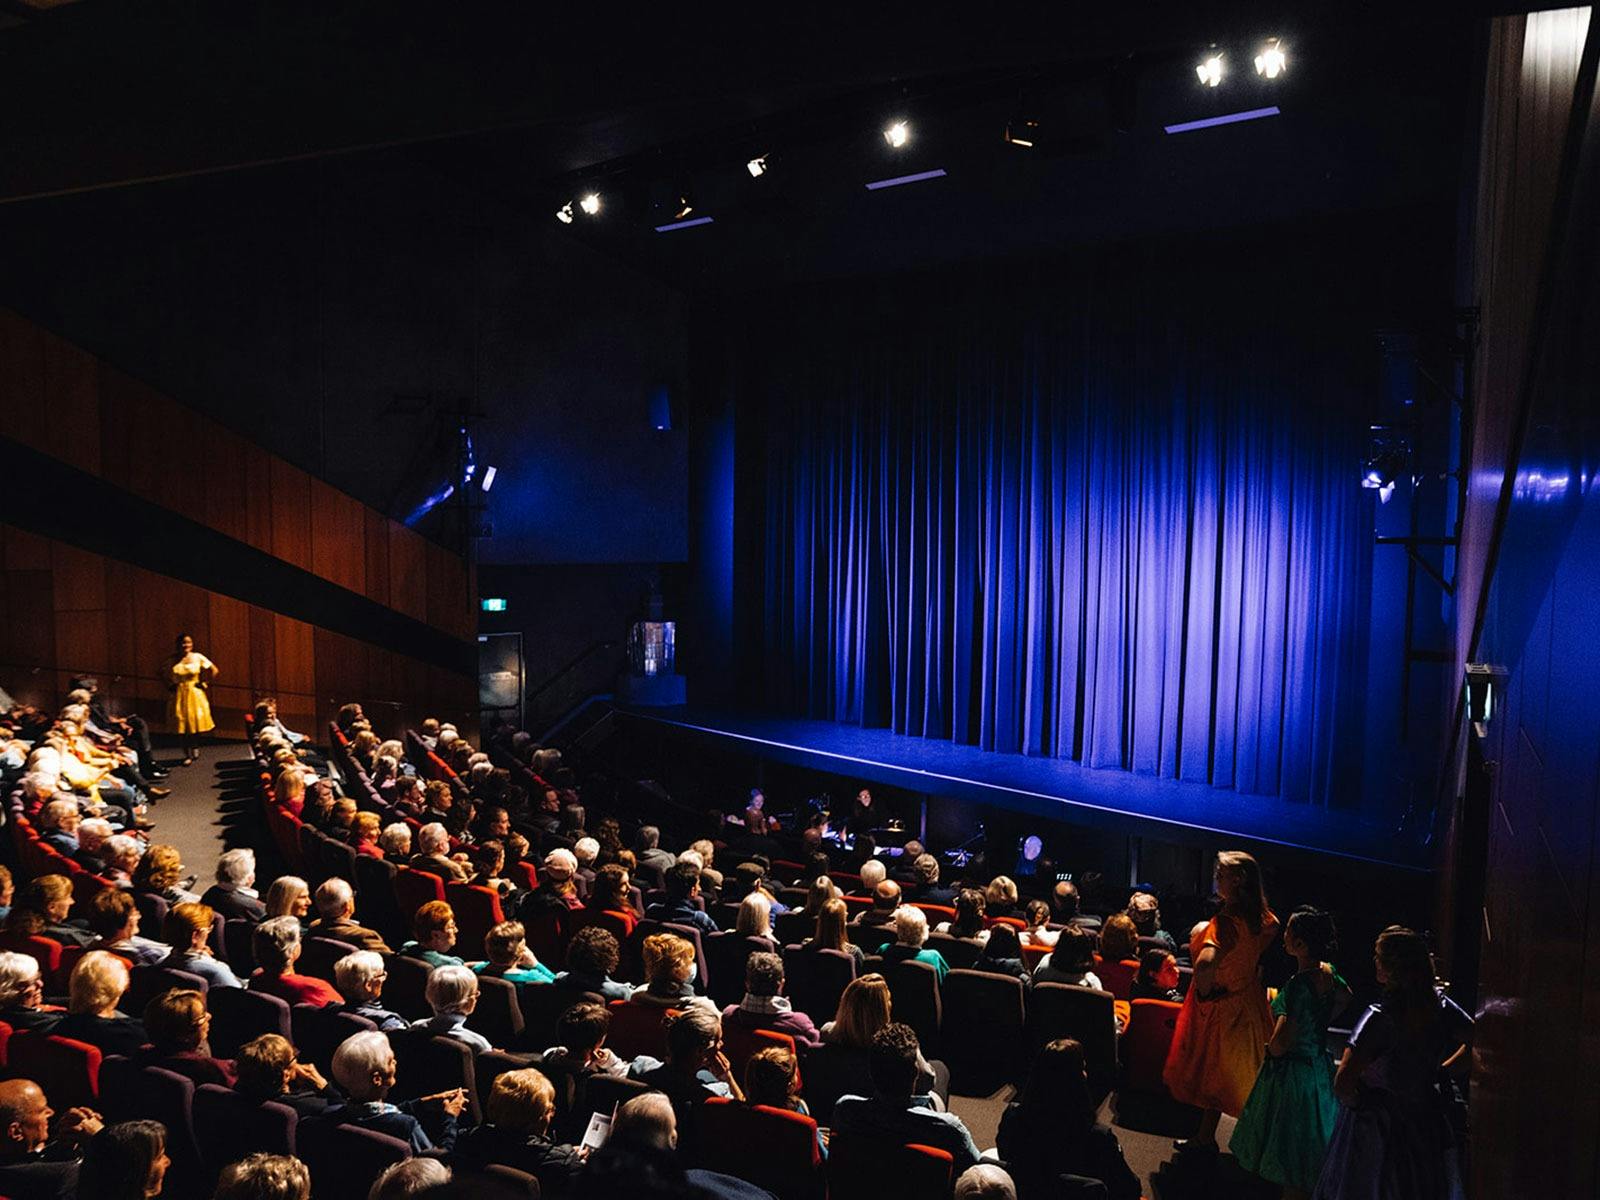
left=98, top=834, right=142, bottom=889
left=202, top=849, right=266, bottom=922
left=331, top=951, right=408, bottom=1031
left=854, top=858, right=888, bottom=897
left=409, top=822, right=471, bottom=882
left=368, top=1157, right=450, bottom=1200
left=328, top=1031, right=466, bottom=1153
left=377, top=822, right=412, bottom=859
left=249, top=916, right=340, bottom=1006
left=0, top=951, right=62, bottom=1032
left=954, top=1164, right=1017, bottom=1200
left=910, top=853, right=956, bottom=906
left=73, top=817, right=114, bottom=876
left=883, top=905, right=951, bottom=982
left=412, top=964, right=494, bottom=1051
left=39, top=799, right=82, bottom=855
left=634, top=825, right=676, bottom=877
left=213, top=1152, right=311, bottom=1200
left=308, top=879, right=391, bottom=954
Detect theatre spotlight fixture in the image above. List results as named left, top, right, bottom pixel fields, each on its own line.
left=1254, top=39, right=1287, bottom=79
left=746, top=155, right=769, bottom=177
left=883, top=119, right=911, bottom=148
left=672, top=196, right=694, bottom=221
left=1004, top=117, right=1040, bottom=148
left=481, top=466, right=497, bottom=493
left=555, top=202, right=574, bottom=224
left=1196, top=51, right=1224, bottom=87
left=1464, top=663, right=1507, bottom=739
left=579, top=192, right=602, bottom=216
left=1360, top=426, right=1412, bottom=505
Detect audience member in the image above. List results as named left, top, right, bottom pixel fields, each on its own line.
left=399, top=901, right=465, bottom=968
left=325, top=1031, right=466, bottom=1153
left=202, top=850, right=266, bottom=923
left=131, top=845, right=201, bottom=907
left=855, top=879, right=902, bottom=929
left=0, top=952, right=63, bottom=1033
left=881, top=905, right=950, bottom=982
left=410, top=823, right=471, bottom=883
left=452, top=1068, right=585, bottom=1196
left=997, top=1038, right=1139, bottom=1200
left=159, top=901, right=242, bottom=988
left=56, top=952, right=147, bottom=1056
left=1019, top=899, right=1058, bottom=948
left=213, top=1153, right=310, bottom=1200
left=368, top=1157, right=450, bottom=1200
left=1099, top=912, right=1141, bottom=965
left=633, top=933, right=715, bottom=1012
left=975, top=924, right=1031, bottom=984
left=721, top=952, right=821, bottom=1046
left=984, top=875, right=1020, bottom=919
left=734, top=891, right=775, bottom=942
left=234, top=1034, right=339, bottom=1118
left=832, top=1023, right=980, bottom=1171
left=472, top=919, right=555, bottom=985
left=84, top=890, right=165, bottom=966
left=799, top=897, right=862, bottom=966
left=250, top=916, right=341, bottom=1006
left=1034, top=926, right=1104, bottom=990
left=552, top=927, right=633, bottom=1001
left=1129, top=949, right=1182, bottom=1002
left=8, top=876, right=94, bottom=947
left=411, top=964, right=493, bottom=1051
left=645, top=862, right=718, bottom=934
left=636, top=1008, right=744, bottom=1124
left=264, top=877, right=311, bottom=924
left=937, top=889, right=989, bottom=943
left=307, top=878, right=392, bottom=954
left=136, top=987, right=235, bottom=1087
left=0, top=1078, right=102, bottom=1200
left=1127, top=890, right=1177, bottom=952
left=331, top=951, right=409, bottom=1031
left=954, top=1165, right=1018, bottom=1200
left=819, top=975, right=942, bottom=1100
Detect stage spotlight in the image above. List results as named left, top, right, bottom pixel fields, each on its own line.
left=883, top=119, right=911, bottom=148
left=579, top=192, right=602, bottom=216
left=555, top=202, right=574, bottom=224
left=1004, top=117, right=1040, bottom=148
left=672, top=196, right=694, bottom=221
left=481, top=466, right=497, bottom=493
left=746, top=155, right=769, bottom=178
left=1254, top=39, right=1287, bottom=79
left=1361, top=427, right=1412, bottom=504
left=1196, top=51, right=1224, bottom=87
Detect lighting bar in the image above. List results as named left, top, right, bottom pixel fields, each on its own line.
left=654, top=216, right=715, bottom=232
left=1163, top=106, right=1280, bottom=134
left=864, top=168, right=948, bottom=191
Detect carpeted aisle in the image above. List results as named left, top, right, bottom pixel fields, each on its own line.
left=144, top=741, right=258, bottom=889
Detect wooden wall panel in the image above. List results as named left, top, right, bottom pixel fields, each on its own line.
left=310, top=480, right=366, bottom=595
left=39, top=330, right=101, bottom=477
left=388, top=525, right=428, bottom=622
left=203, top=425, right=251, bottom=544
left=268, top=459, right=313, bottom=572
left=2, top=528, right=51, bottom=571
left=244, top=444, right=275, bottom=554
left=50, top=542, right=106, bottom=611
left=363, top=510, right=391, bottom=608
left=103, top=561, right=141, bottom=680
left=52, top=610, right=109, bottom=679
left=0, top=571, right=55, bottom=677
left=0, top=311, right=45, bottom=436
left=273, top=614, right=316, bottom=697
left=247, top=604, right=278, bottom=696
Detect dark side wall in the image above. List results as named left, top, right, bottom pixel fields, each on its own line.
left=0, top=151, right=689, bottom=566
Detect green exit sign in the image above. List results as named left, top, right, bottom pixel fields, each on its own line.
left=481, top=597, right=508, bottom=613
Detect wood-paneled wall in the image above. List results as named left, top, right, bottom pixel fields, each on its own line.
left=0, top=307, right=477, bottom=738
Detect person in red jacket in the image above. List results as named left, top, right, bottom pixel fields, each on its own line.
left=248, top=916, right=340, bottom=1006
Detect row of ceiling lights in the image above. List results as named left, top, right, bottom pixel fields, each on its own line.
left=555, top=37, right=1289, bottom=227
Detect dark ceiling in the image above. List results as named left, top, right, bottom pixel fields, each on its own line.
left=0, top=2, right=1488, bottom=290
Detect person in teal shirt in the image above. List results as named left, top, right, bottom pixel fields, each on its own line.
left=879, top=905, right=950, bottom=983
left=470, top=919, right=557, bottom=986
left=1231, top=908, right=1351, bottom=1198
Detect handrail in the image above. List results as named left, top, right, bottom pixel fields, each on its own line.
left=526, top=640, right=620, bottom=704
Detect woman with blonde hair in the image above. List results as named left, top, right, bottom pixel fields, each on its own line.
left=820, top=973, right=943, bottom=1100
left=57, top=950, right=147, bottom=1055
left=1164, top=850, right=1281, bottom=1153
left=734, top=891, right=775, bottom=941
left=634, top=933, right=715, bottom=1013
left=984, top=875, right=1020, bottom=919
left=263, top=876, right=311, bottom=923
left=801, top=897, right=863, bottom=966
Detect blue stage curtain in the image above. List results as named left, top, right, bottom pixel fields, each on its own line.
left=750, top=262, right=1370, bottom=805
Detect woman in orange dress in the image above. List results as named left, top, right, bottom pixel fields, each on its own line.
left=1163, top=849, right=1280, bottom=1153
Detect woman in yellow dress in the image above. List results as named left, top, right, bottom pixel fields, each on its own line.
left=168, top=633, right=217, bottom=766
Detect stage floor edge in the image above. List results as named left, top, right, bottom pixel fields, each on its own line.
left=611, top=706, right=1431, bottom=874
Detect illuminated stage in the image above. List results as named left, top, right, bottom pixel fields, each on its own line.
left=612, top=705, right=1429, bottom=873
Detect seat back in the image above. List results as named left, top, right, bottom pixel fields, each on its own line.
left=939, top=969, right=1026, bottom=1092
left=445, top=881, right=506, bottom=961
left=193, top=1083, right=297, bottom=1184
left=827, top=1131, right=954, bottom=1200
left=1026, top=983, right=1118, bottom=1101
left=133, top=891, right=170, bottom=935
left=699, top=1098, right=822, bottom=1200
left=297, top=1119, right=411, bottom=1200
left=925, top=933, right=983, bottom=970
left=521, top=905, right=573, bottom=971
left=123, top=964, right=208, bottom=1015
left=389, top=1030, right=482, bottom=1123
left=794, top=1041, right=871, bottom=1125
left=0, top=932, right=63, bottom=983
left=467, top=974, right=525, bottom=1050
left=207, top=986, right=292, bottom=1057
left=883, top=958, right=942, bottom=1048
left=1121, top=997, right=1183, bottom=1096
left=721, top=1025, right=798, bottom=1087
left=1093, top=954, right=1138, bottom=1001
left=353, top=855, right=402, bottom=938
left=9, top=1032, right=101, bottom=1108
left=291, top=1004, right=377, bottom=1073
left=320, top=837, right=359, bottom=887
left=107, top=1062, right=201, bottom=1196
left=574, top=1072, right=651, bottom=1132
left=298, top=825, right=330, bottom=887
left=382, top=954, right=434, bottom=1021
left=300, top=936, right=360, bottom=983
left=392, top=868, right=446, bottom=921
left=782, top=947, right=856, bottom=1027
left=703, top=932, right=778, bottom=1008
left=223, top=918, right=256, bottom=975
left=604, top=999, right=678, bottom=1060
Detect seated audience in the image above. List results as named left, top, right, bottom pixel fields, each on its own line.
left=378, top=823, right=413, bottom=860
left=1127, top=890, right=1177, bottom=953
left=633, top=825, right=677, bottom=879
left=135, top=987, right=236, bottom=1086
left=743, top=1044, right=812, bottom=1119
left=855, top=879, right=902, bottom=929
left=202, top=849, right=267, bottom=923
left=734, top=891, right=776, bottom=942
left=264, top=877, right=311, bottom=924
left=234, top=1034, right=339, bottom=1118
left=1050, top=879, right=1087, bottom=928
left=1130, top=948, right=1183, bottom=1002
left=997, top=1038, right=1139, bottom=1200
left=799, top=897, right=863, bottom=966
left=984, top=875, right=1020, bottom=920
left=324, top=1030, right=466, bottom=1153
left=541, top=1000, right=660, bottom=1079
left=850, top=859, right=887, bottom=899
left=249, top=916, right=341, bottom=1006
left=6, top=875, right=95, bottom=948
left=585, top=864, right=638, bottom=931
left=307, top=878, right=392, bottom=954
left=1098, top=912, right=1141, bottom=966
left=645, top=862, right=719, bottom=935
left=131, top=844, right=201, bottom=907
left=160, top=901, right=243, bottom=988
left=98, top=837, right=143, bottom=891
left=520, top=848, right=584, bottom=918
left=908, top=853, right=956, bottom=906
left=1019, top=899, right=1058, bottom=948
left=975, top=924, right=1032, bottom=984
left=936, top=889, right=990, bottom=943
left=331, top=950, right=410, bottom=1032
left=636, top=1008, right=745, bottom=1121
left=633, top=933, right=715, bottom=1012
left=881, top=905, right=950, bottom=982
left=411, top=964, right=494, bottom=1052
left=349, top=812, right=384, bottom=858
left=721, top=951, right=821, bottom=1046
left=85, top=889, right=167, bottom=966
left=409, top=822, right=471, bottom=883
left=552, top=927, right=634, bottom=1001
left=56, top=951, right=148, bottom=1056
left=955, top=1165, right=1018, bottom=1200
left=39, top=799, right=83, bottom=857
left=452, top=1068, right=585, bottom=1196
left=1034, top=926, right=1105, bottom=990
left=212, top=1153, right=311, bottom=1200
left=399, top=901, right=465, bottom=968
left=0, top=1077, right=102, bottom=1200
left=73, top=819, right=114, bottom=877
left=0, top=953, right=61, bottom=1033
left=472, top=920, right=555, bottom=985
left=832, top=1023, right=980, bottom=1171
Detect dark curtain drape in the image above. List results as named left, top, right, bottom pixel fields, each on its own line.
left=741, top=252, right=1372, bottom=806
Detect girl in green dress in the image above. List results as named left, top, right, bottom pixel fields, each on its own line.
left=1231, top=907, right=1351, bottom=1199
